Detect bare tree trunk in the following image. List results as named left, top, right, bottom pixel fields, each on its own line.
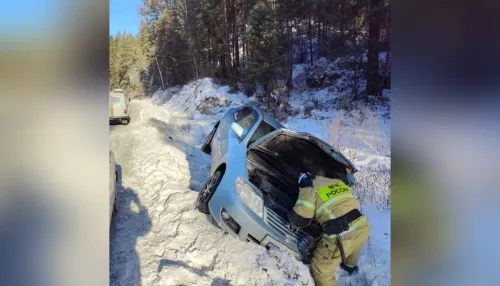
left=192, top=54, right=199, bottom=79
left=208, top=25, right=212, bottom=73
left=366, top=0, right=383, bottom=96
left=224, top=0, right=231, bottom=77
left=323, top=17, right=327, bottom=52
left=383, top=10, right=391, bottom=89
left=299, top=0, right=304, bottom=64
left=287, top=10, right=293, bottom=88
left=339, top=2, right=345, bottom=52
left=352, top=21, right=361, bottom=101
left=234, top=0, right=239, bottom=71
left=308, top=3, right=313, bottom=66
left=317, top=14, right=321, bottom=59
left=241, top=0, right=246, bottom=67
left=155, top=55, right=165, bottom=89
left=181, top=0, right=199, bottom=79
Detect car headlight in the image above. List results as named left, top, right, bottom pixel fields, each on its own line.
left=235, top=177, right=264, bottom=217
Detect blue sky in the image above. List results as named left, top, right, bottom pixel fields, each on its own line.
left=0, top=0, right=58, bottom=37
left=110, top=0, right=143, bottom=36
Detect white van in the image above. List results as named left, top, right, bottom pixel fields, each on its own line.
left=109, top=89, right=130, bottom=125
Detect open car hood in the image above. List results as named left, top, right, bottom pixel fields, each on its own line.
left=249, top=129, right=358, bottom=185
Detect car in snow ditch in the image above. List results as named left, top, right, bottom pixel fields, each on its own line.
left=195, top=105, right=358, bottom=260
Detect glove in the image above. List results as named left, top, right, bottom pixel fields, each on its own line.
left=340, top=262, right=359, bottom=275
left=309, top=222, right=323, bottom=238
left=297, top=172, right=315, bottom=188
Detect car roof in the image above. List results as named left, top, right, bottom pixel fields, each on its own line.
left=262, top=111, right=285, bottom=129
left=110, top=92, right=125, bottom=97
left=244, top=105, right=285, bottom=129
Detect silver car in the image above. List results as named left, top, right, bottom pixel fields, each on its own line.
left=195, top=105, right=358, bottom=260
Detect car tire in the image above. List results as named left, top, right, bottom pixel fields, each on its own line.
left=122, top=118, right=129, bottom=125
left=201, top=122, right=219, bottom=155
left=195, top=170, right=223, bottom=214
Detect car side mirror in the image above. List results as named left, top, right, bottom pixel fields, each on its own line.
left=346, top=172, right=357, bottom=186
left=230, top=122, right=248, bottom=139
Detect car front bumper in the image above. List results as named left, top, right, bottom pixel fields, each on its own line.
left=208, top=177, right=312, bottom=259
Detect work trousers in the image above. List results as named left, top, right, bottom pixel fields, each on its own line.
left=311, top=223, right=371, bottom=286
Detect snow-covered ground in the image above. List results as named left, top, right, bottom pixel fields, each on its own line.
left=110, top=75, right=390, bottom=285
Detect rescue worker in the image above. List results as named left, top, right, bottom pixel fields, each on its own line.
left=287, top=171, right=371, bottom=286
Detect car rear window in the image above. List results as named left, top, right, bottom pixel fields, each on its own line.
left=249, top=120, right=276, bottom=145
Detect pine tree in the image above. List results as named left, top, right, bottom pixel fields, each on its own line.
left=366, top=0, right=383, bottom=96
left=245, top=1, right=283, bottom=104
left=110, top=0, right=391, bottom=102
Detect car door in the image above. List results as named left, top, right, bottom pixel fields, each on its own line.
left=110, top=96, right=121, bottom=118
left=210, top=111, right=231, bottom=174
left=210, top=120, right=222, bottom=173
left=123, top=95, right=129, bottom=114
left=110, top=94, right=125, bottom=117
left=124, top=95, right=130, bottom=117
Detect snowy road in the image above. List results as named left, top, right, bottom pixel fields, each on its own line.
left=109, top=99, right=315, bottom=286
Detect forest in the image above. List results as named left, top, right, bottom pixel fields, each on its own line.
left=110, top=0, right=391, bottom=106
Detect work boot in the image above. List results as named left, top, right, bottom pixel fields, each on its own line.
left=340, top=262, right=359, bottom=275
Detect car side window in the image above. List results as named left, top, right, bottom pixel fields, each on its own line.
left=233, top=107, right=257, bottom=140
left=249, top=120, right=276, bottom=145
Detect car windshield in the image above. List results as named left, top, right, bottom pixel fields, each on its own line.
left=249, top=120, right=276, bottom=146
left=110, top=97, right=121, bottom=103
left=238, top=113, right=257, bottom=139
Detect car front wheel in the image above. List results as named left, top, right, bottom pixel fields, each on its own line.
left=195, top=170, right=223, bottom=214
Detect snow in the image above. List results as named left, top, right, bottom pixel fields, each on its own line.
left=151, top=78, right=248, bottom=121
left=110, top=76, right=391, bottom=285
left=292, top=64, right=307, bottom=80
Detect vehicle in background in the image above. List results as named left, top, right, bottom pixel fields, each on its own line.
left=195, top=105, right=358, bottom=260
left=109, top=150, right=118, bottom=224
left=109, top=89, right=130, bottom=125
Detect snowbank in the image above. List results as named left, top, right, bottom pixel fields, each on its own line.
left=152, top=78, right=248, bottom=120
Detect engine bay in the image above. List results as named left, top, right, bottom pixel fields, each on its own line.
left=247, top=149, right=322, bottom=238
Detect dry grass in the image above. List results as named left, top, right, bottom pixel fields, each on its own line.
left=248, top=97, right=299, bottom=123
left=196, top=97, right=231, bottom=115
left=325, top=108, right=391, bottom=285
left=324, top=109, right=391, bottom=210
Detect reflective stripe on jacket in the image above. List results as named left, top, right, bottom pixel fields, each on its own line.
left=291, top=175, right=368, bottom=235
